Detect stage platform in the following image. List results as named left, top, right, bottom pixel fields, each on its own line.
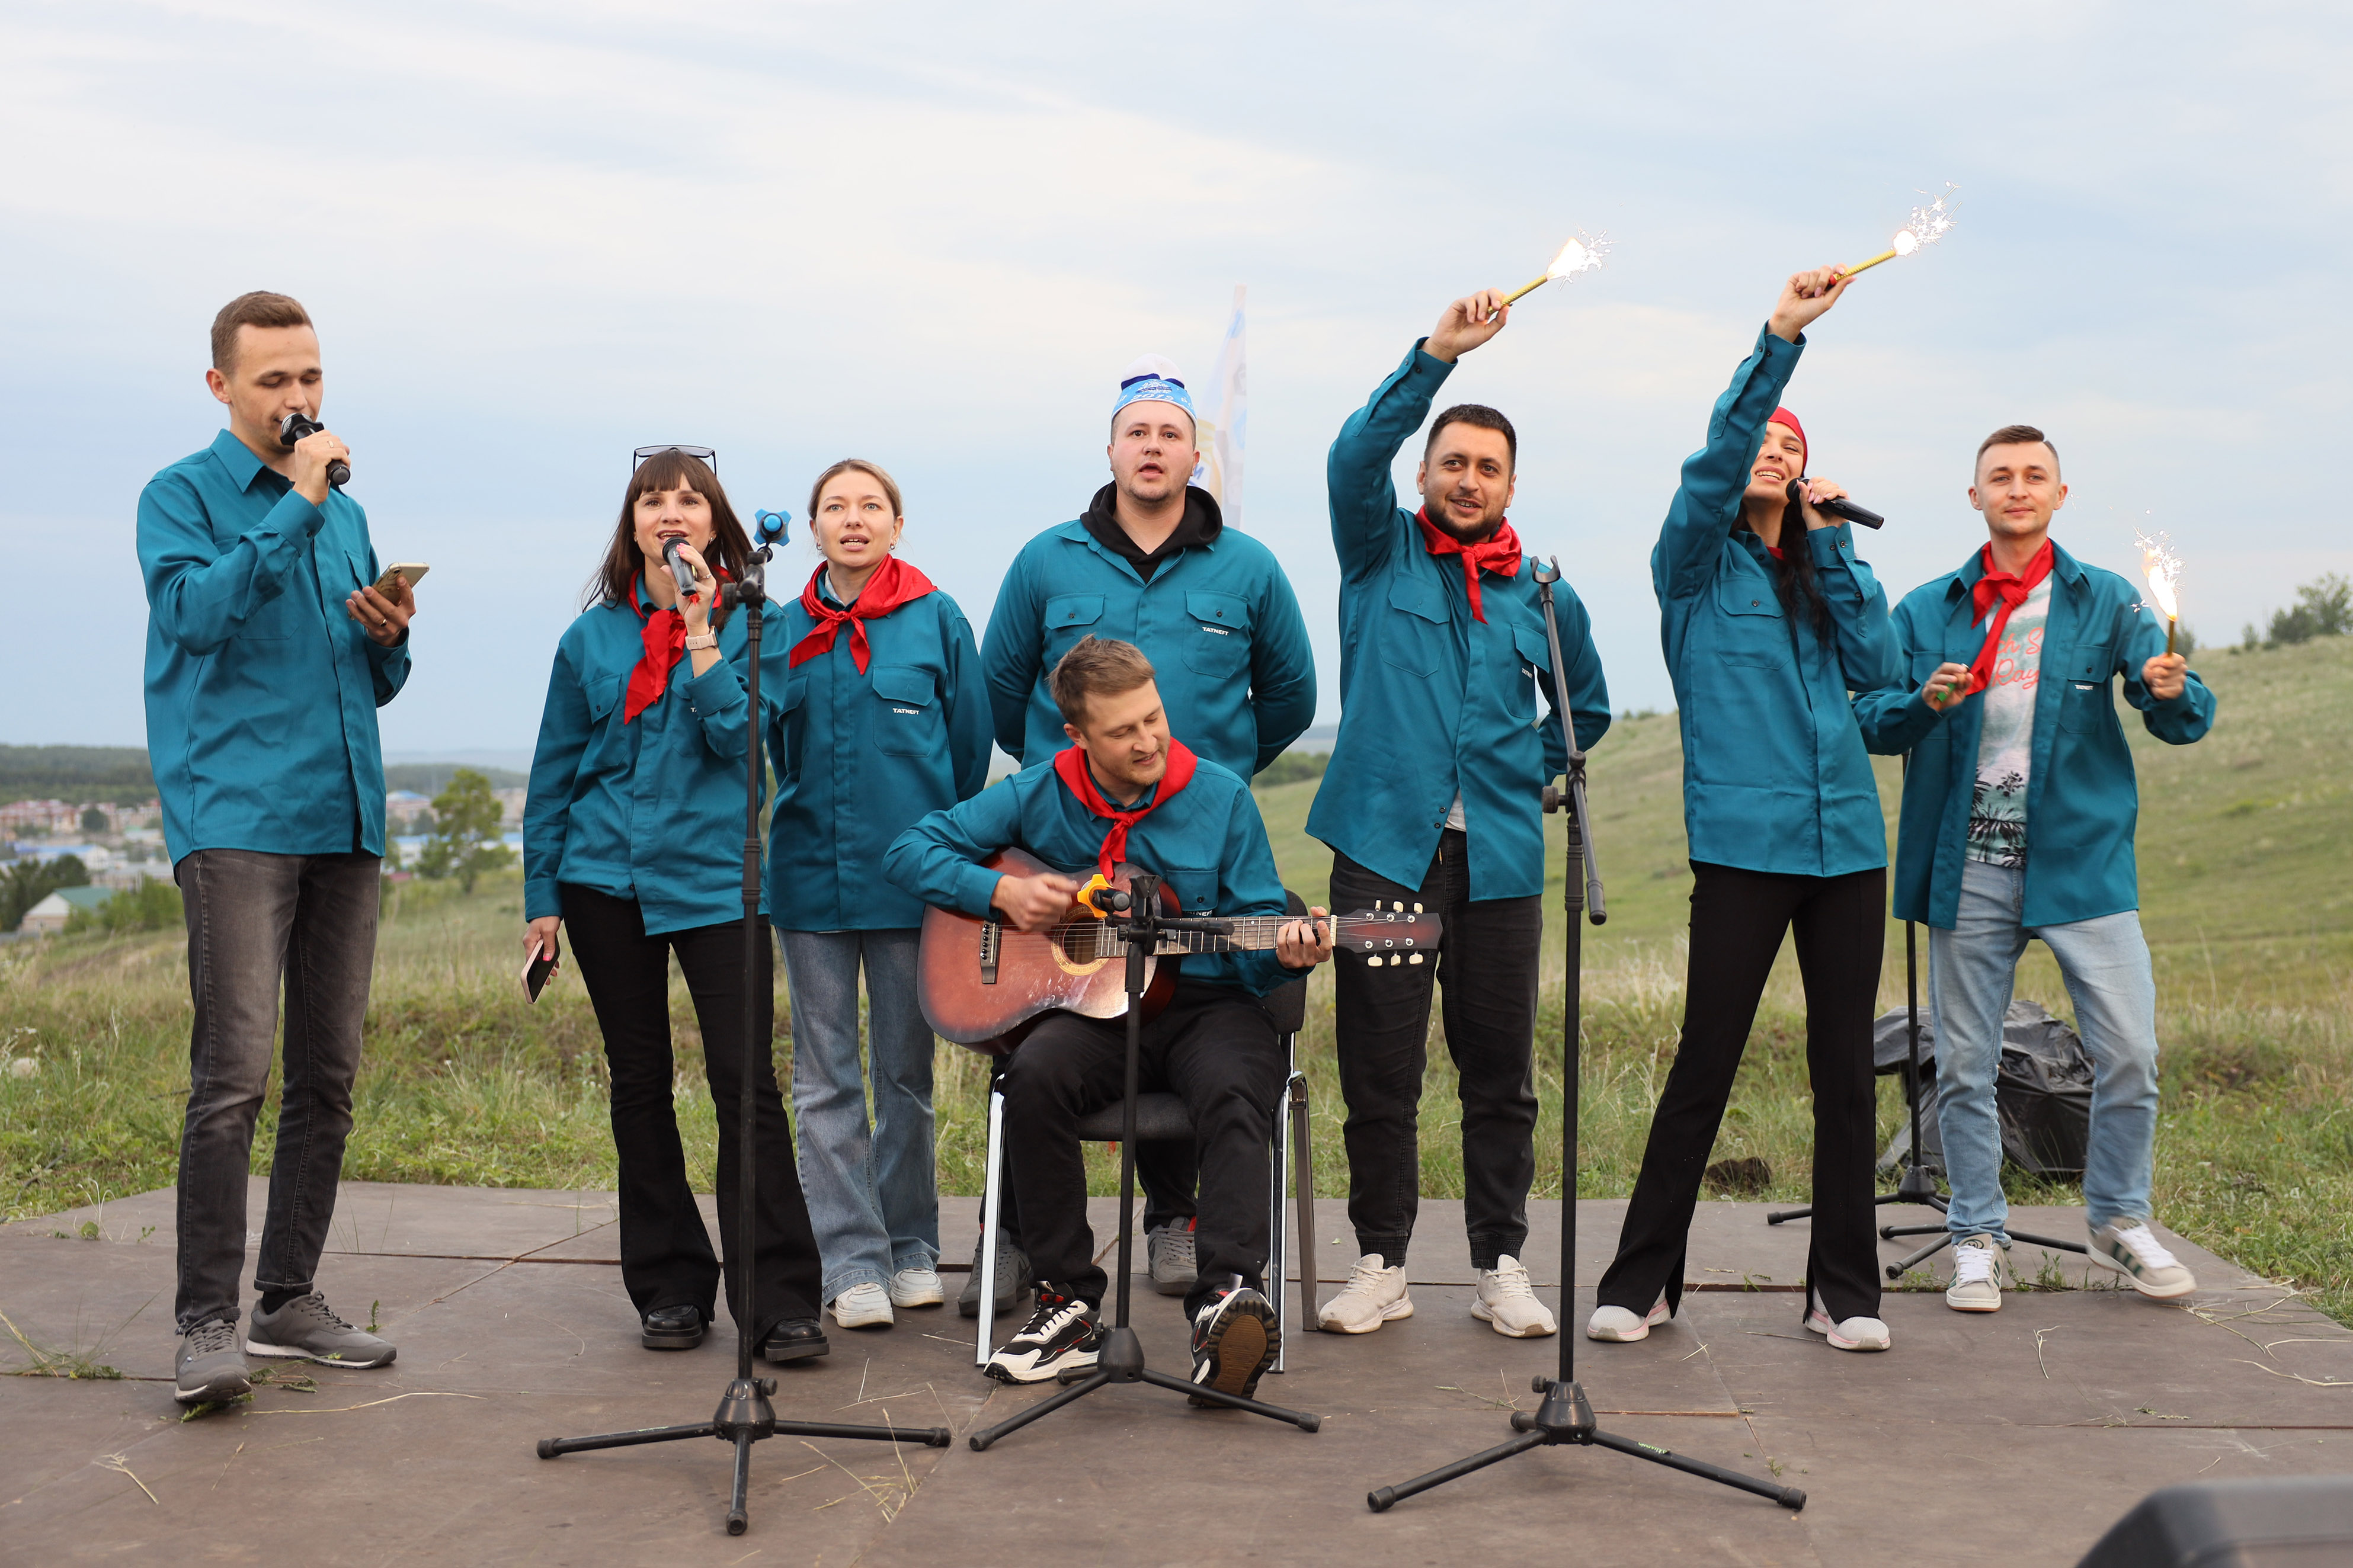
left=4, top=1182, right=2348, bottom=1566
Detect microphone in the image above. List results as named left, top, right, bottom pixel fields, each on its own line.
left=1786, top=479, right=1883, bottom=529
left=278, top=413, right=350, bottom=488
left=660, top=539, right=697, bottom=601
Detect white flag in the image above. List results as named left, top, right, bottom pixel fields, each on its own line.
left=1192, top=284, right=1246, bottom=526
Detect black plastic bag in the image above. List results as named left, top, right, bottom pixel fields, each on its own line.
left=1872, top=999, right=2093, bottom=1179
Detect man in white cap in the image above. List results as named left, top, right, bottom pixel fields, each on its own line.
left=969, top=354, right=1317, bottom=1316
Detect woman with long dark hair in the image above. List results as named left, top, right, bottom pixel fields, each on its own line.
left=522, top=447, right=828, bottom=1364
left=1591, top=267, right=1926, bottom=1354
left=765, top=459, right=988, bottom=1332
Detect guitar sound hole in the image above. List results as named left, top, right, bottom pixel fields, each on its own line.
left=1057, top=923, right=1116, bottom=968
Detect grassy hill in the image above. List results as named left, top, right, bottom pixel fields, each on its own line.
left=0, top=746, right=154, bottom=806
left=1258, top=633, right=2353, bottom=1012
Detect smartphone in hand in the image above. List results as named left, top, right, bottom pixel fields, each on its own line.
left=523, top=937, right=561, bottom=1003
left=376, top=562, right=430, bottom=594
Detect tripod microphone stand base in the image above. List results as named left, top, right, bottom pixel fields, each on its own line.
left=1368, top=1378, right=1804, bottom=1514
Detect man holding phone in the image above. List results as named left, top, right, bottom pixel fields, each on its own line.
left=140, top=291, right=418, bottom=1405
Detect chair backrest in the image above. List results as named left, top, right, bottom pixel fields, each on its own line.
left=1262, top=890, right=1310, bottom=1036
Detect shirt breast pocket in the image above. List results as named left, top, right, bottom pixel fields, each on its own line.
left=2057, top=644, right=2114, bottom=733
left=1504, top=623, right=1551, bottom=722
left=869, top=663, right=943, bottom=758
left=1180, top=590, right=1251, bottom=679
left=1157, top=865, right=1221, bottom=917
left=1379, top=575, right=1448, bottom=677
left=1712, top=575, right=1791, bottom=669
left=1042, top=594, right=1106, bottom=668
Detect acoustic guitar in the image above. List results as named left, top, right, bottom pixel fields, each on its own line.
left=917, top=846, right=1444, bottom=1053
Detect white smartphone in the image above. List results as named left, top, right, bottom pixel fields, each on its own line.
left=375, top=562, right=431, bottom=594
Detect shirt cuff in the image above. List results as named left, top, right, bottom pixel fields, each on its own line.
left=264, top=488, right=327, bottom=540
left=1807, top=520, right=1856, bottom=563
left=681, top=659, right=746, bottom=716
left=1408, top=338, right=1458, bottom=380
left=956, top=860, right=1005, bottom=919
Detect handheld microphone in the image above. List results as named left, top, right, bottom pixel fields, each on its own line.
left=278, top=413, right=350, bottom=488
left=660, top=539, right=697, bottom=601
left=1786, top=479, right=1883, bottom=529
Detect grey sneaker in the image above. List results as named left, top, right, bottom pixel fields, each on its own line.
left=957, top=1235, right=1033, bottom=1319
left=1946, top=1233, right=2006, bottom=1312
left=247, top=1293, right=397, bottom=1368
left=2088, top=1219, right=2198, bottom=1300
left=175, top=1319, right=252, bottom=1405
left=1147, top=1218, right=1198, bottom=1297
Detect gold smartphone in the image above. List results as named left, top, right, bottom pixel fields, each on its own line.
left=374, top=562, right=430, bottom=594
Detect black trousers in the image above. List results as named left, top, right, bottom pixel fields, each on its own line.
left=1598, top=861, right=1885, bottom=1325
left=563, top=884, right=822, bottom=1339
left=1331, top=835, right=1543, bottom=1272
left=997, top=981, right=1285, bottom=1317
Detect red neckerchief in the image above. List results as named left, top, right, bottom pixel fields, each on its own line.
left=1052, top=740, right=1199, bottom=880
left=1765, top=544, right=1785, bottom=560
left=1963, top=540, right=2056, bottom=697
left=1414, top=510, right=1522, bottom=623
left=787, top=556, right=937, bottom=673
left=623, top=567, right=730, bottom=724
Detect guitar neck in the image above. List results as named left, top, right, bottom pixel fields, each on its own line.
left=1105, top=916, right=1385, bottom=957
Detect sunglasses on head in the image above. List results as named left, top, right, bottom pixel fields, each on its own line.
left=633, top=445, right=717, bottom=473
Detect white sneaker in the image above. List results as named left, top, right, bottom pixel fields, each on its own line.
left=2088, top=1219, right=2198, bottom=1300
left=1804, top=1291, right=1891, bottom=1352
left=1472, top=1256, right=1557, bottom=1338
left=1584, top=1300, right=1671, bottom=1342
left=1317, top=1254, right=1413, bottom=1334
left=829, top=1281, right=895, bottom=1330
left=888, top=1266, right=945, bottom=1309
left=1945, top=1234, right=2006, bottom=1313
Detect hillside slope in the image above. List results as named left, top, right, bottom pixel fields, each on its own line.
left=1259, top=634, right=2353, bottom=1008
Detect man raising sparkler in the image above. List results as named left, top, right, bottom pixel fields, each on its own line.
left=1307, top=289, right=1612, bottom=1340
left=1856, top=425, right=2214, bottom=1314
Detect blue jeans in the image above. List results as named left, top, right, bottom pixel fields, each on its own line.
left=1928, top=860, right=2160, bottom=1242
left=777, top=929, right=938, bottom=1302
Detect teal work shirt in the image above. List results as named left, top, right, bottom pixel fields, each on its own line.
left=763, top=577, right=991, bottom=931
left=883, top=755, right=1296, bottom=998
left=1853, top=543, right=2216, bottom=929
left=1653, top=326, right=1906, bottom=878
left=524, top=585, right=762, bottom=935
left=139, top=429, right=410, bottom=864
left=979, top=495, right=1317, bottom=777
left=1305, top=341, right=1612, bottom=901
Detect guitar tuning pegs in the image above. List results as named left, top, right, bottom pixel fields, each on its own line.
left=1408, top=953, right=1424, bottom=964
left=1412, top=903, right=1423, bottom=913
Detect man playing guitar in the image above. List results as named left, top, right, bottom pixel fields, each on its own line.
left=884, top=637, right=1332, bottom=1401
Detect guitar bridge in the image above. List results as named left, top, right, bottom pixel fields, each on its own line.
left=979, top=920, right=1000, bottom=985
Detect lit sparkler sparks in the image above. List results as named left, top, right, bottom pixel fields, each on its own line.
left=2137, top=527, right=2185, bottom=655
left=1500, top=231, right=1611, bottom=307
left=1839, top=185, right=1960, bottom=278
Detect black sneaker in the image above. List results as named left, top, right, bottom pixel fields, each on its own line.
left=982, top=1285, right=1102, bottom=1384
left=957, top=1233, right=1034, bottom=1320
left=1189, top=1284, right=1278, bottom=1407
left=174, top=1319, right=251, bottom=1406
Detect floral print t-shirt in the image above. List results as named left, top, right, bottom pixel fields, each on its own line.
left=1966, top=576, right=2051, bottom=867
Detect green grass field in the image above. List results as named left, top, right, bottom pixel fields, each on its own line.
left=3, top=637, right=2346, bottom=1323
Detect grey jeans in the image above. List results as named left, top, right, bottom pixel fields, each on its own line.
left=173, top=849, right=379, bottom=1333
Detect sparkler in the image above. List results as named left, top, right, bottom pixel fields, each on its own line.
left=1839, top=185, right=1959, bottom=278
left=2137, top=527, right=2185, bottom=656
left=1499, top=231, right=1611, bottom=307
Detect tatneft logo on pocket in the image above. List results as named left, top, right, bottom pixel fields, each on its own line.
left=892, top=707, right=919, bottom=714
left=1202, top=625, right=1230, bottom=635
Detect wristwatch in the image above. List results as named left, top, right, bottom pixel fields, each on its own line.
left=684, top=631, right=718, bottom=651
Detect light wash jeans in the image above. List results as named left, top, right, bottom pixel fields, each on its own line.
left=777, top=929, right=939, bottom=1303
left=1928, top=860, right=2160, bottom=1243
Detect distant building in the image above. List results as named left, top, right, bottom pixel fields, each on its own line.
left=10, top=842, right=114, bottom=869
left=17, top=884, right=114, bottom=936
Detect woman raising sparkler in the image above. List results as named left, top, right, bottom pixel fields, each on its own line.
left=1589, top=268, right=1963, bottom=1355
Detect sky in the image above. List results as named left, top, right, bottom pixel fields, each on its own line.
left=3, top=0, right=2348, bottom=756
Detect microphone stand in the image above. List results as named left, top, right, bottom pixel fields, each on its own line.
left=537, top=518, right=948, bottom=1536
left=965, top=873, right=1322, bottom=1450
left=1368, top=556, right=1803, bottom=1515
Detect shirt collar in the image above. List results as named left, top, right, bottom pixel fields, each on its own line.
left=209, top=429, right=277, bottom=493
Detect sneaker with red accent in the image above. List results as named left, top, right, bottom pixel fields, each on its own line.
left=1803, top=1289, right=1891, bottom=1352
left=983, top=1285, right=1102, bottom=1385
left=1189, top=1282, right=1279, bottom=1406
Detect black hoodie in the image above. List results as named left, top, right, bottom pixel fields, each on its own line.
left=1080, top=483, right=1224, bottom=582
